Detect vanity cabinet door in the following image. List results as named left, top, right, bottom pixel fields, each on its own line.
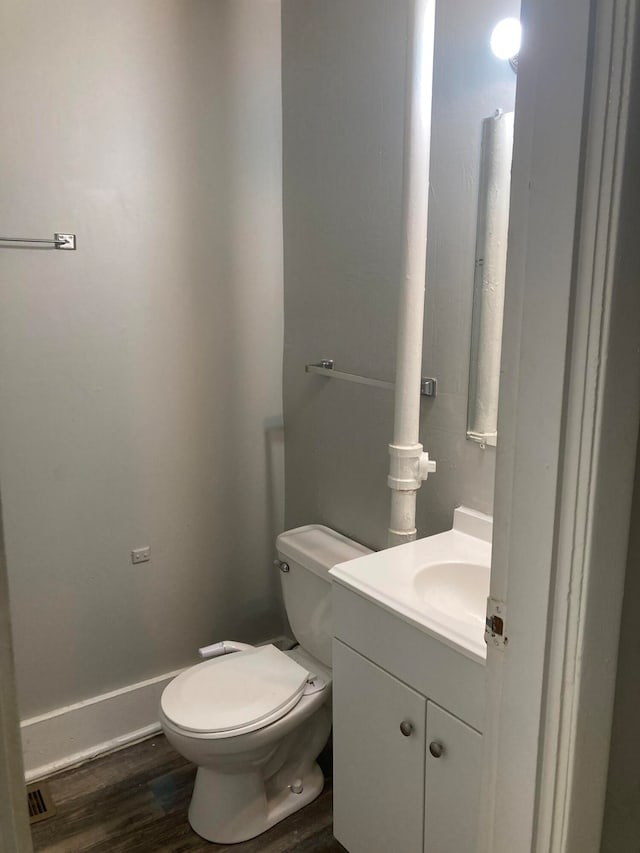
left=332, top=640, right=427, bottom=853
left=424, top=701, right=482, bottom=853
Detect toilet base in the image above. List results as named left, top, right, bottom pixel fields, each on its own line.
left=188, top=760, right=325, bottom=844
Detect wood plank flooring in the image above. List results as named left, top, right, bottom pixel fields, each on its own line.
left=31, top=735, right=345, bottom=853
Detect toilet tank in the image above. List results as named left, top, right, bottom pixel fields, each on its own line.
left=276, top=525, right=371, bottom=668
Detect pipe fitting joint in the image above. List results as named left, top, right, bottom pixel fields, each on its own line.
left=388, top=443, right=436, bottom=491
left=419, top=451, right=437, bottom=480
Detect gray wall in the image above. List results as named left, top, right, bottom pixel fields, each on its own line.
left=0, top=0, right=285, bottom=718
left=282, top=0, right=519, bottom=549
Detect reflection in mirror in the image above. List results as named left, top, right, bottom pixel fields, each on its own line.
left=467, top=110, right=514, bottom=448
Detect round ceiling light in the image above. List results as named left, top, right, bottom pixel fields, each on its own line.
left=490, top=18, right=522, bottom=61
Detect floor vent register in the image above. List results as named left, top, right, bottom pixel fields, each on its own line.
left=27, top=781, right=56, bottom=824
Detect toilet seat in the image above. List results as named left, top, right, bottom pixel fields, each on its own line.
left=160, top=645, right=310, bottom=738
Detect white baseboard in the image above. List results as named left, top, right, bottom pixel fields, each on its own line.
left=21, top=667, right=184, bottom=782
left=20, top=635, right=294, bottom=782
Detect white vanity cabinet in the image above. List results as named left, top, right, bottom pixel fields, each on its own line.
left=333, top=640, right=427, bottom=853
left=329, top=507, right=491, bottom=852
left=331, top=606, right=484, bottom=853
left=332, top=640, right=482, bottom=853
left=424, top=701, right=482, bottom=853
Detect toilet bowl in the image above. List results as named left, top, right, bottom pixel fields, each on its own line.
left=159, top=525, right=370, bottom=844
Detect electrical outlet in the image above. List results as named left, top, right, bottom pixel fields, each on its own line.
left=131, top=547, right=150, bottom=565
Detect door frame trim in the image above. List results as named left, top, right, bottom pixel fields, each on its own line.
left=480, top=1, right=640, bottom=850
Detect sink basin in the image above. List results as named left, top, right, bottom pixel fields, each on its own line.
left=413, top=562, right=490, bottom=629
left=330, top=507, right=492, bottom=661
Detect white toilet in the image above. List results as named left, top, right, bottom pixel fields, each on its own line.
left=159, top=524, right=370, bottom=844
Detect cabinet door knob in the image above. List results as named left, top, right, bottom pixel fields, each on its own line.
left=429, top=741, right=444, bottom=758
left=400, top=720, right=413, bottom=737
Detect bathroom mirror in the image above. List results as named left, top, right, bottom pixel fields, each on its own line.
left=467, top=110, right=514, bottom=447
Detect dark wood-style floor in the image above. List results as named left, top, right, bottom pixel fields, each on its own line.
left=31, top=735, right=345, bottom=853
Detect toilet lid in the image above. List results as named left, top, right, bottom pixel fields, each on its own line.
left=160, top=645, right=310, bottom=735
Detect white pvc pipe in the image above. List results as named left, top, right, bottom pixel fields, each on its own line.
left=388, top=0, right=436, bottom=546
left=468, top=111, right=514, bottom=446
left=198, top=640, right=254, bottom=660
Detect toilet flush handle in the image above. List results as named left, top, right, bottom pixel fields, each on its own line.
left=274, top=559, right=289, bottom=573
